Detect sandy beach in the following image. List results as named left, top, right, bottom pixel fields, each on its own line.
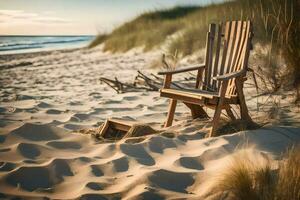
left=0, top=44, right=300, bottom=199
left=0, top=45, right=299, bottom=199
left=1, top=0, right=300, bottom=198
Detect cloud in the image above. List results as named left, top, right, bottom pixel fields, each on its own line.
left=34, top=17, right=72, bottom=24
left=0, top=10, right=72, bottom=25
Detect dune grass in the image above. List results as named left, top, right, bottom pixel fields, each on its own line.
left=216, top=146, right=300, bottom=200
left=89, top=6, right=201, bottom=52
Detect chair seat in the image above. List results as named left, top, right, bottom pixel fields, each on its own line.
left=160, top=88, right=239, bottom=105
left=160, top=88, right=219, bottom=105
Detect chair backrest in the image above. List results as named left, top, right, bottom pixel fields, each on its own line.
left=200, top=20, right=253, bottom=97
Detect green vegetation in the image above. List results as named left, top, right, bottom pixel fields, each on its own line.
left=90, top=0, right=300, bottom=100
left=215, top=146, right=300, bottom=200
left=88, top=6, right=200, bottom=51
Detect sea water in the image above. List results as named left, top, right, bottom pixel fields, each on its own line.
left=0, top=36, right=95, bottom=55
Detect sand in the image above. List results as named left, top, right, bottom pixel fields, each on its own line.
left=0, top=46, right=299, bottom=199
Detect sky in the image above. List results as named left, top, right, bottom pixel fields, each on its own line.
left=0, top=0, right=223, bottom=35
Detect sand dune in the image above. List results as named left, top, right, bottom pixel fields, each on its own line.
left=0, top=47, right=299, bottom=199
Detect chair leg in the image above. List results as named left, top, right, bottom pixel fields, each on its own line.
left=235, top=78, right=252, bottom=121
left=209, top=102, right=224, bottom=137
left=209, top=80, right=229, bottom=137
left=165, top=99, right=177, bottom=127
left=225, top=106, right=236, bottom=120
left=183, top=102, right=208, bottom=119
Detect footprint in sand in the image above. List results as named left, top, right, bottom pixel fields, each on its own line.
left=120, top=143, right=155, bottom=166
left=0, top=162, right=16, bottom=172
left=111, top=156, right=129, bottom=172
left=90, top=165, right=104, bottom=177
left=17, top=143, right=41, bottom=159
left=148, top=169, right=195, bottom=193
left=47, top=141, right=82, bottom=150
left=79, top=194, right=108, bottom=200
left=148, top=136, right=177, bottom=154
left=178, top=157, right=204, bottom=170
left=86, top=182, right=104, bottom=191
left=46, top=109, right=63, bottom=114
left=11, top=123, right=63, bottom=141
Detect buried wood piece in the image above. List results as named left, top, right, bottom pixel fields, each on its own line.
left=99, top=118, right=133, bottom=139
left=98, top=118, right=160, bottom=140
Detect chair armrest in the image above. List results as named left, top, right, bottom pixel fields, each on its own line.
left=213, top=69, right=246, bottom=81
left=158, top=64, right=205, bottom=75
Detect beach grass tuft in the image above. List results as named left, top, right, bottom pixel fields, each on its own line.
left=215, top=146, right=300, bottom=200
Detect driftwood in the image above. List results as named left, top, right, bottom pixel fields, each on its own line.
left=100, top=70, right=189, bottom=93
left=100, top=71, right=162, bottom=93
left=100, top=54, right=194, bottom=93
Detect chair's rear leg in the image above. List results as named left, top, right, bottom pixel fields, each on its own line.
left=165, top=99, right=177, bottom=127
left=235, top=78, right=252, bottom=121
left=225, top=106, right=236, bottom=120
left=183, top=102, right=208, bottom=119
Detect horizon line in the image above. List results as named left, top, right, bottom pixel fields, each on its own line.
left=0, top=34, right=96, bottom=36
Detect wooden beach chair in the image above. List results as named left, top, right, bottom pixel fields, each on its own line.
left=158, top=20, right=253, bottom=137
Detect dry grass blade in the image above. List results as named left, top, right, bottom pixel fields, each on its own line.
left=214, top=146, right=300, bottom=200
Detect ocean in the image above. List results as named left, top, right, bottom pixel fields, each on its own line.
left=0, top=36, right=95, bottom=55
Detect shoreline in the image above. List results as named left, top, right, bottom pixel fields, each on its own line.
left=0, top=46, right=91, bottom=70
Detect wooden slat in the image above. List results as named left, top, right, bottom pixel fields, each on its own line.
left=227, top=21, right=248, bottom=95
left=240, top=21, right=253, bottom=71
left=207, top=24, right=216, bottom=90
left=230, top=21, right=244, bottom=73
left=160, top=89, right=205, bottom=105
left=158, top=64, right=205, bottom=75
left=204, top=24, right=215, bottom=90
left=225, top=21, right=238, bottom=74
left=203, top=30, right=211, bottom=90
left=160, top=88, right=217, bottom=99
left=233, top=21, right=250, bottom=72
left=224, top=21, right=238, bottom=96
left=99, top=119, right=133, bottom=137
left=227, top=21, right=243, bottom=95
left=229, top=21, right=248, bottom=95
left=217, top=21, right=232, bottom=89
left=212, top=23, right=223, bottom=90
left=99, top=120, right=110, bottom=136
left=230, top=21, right=251, bottom=95
left=109, top=119, right=133, bottom=132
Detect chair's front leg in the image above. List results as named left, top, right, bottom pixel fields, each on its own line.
left=165, top=99, right=177, bottom=127
left=209, top=80, right=229, bottom=137
left=162, top=74, right=177, bottom=127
